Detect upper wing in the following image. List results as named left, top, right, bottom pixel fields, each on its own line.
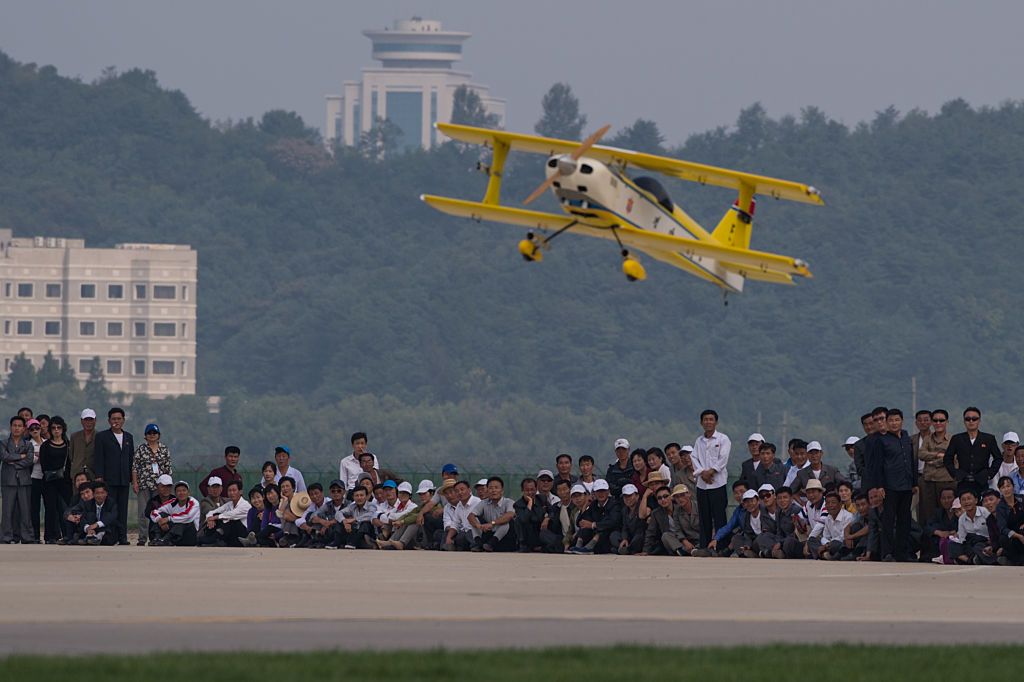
left=421, top=195, right=812, bottom=279
left=436, top=123, right=824, bottom=206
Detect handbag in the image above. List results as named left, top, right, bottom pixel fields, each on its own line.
left=44, top=469, right=64, bottom=482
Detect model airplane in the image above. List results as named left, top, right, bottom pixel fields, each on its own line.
left=421, top=123, right=823, bottom=293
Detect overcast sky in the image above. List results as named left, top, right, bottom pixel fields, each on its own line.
left=2, top=1, right=1021, bottom=144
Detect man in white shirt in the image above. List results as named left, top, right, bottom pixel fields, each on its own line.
left=451, top=480, right=481, bottom=547
left=691, top=409, right=731, bottom=547
left=782, top=439, right=810, bottom=490
left=806, top=491, right=853, bottom=559
left=990, top=432, right=1020, bottom=489
left=272, top=446, right=306, bottom=492
left=196, top=481, right=252, bottom=547
left=338, top=431, right=380, bottom=490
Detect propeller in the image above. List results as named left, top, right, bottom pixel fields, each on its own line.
left=523, top=124, right=611, bottom=205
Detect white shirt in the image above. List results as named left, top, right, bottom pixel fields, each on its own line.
left=114, top=432, right=124, bottom=447
left=339, top=453, right=381, bottom=490
left=803, top=500, right=826, bottom=530
left=692, top=430, right=731, bottom=490
left=990, top=461, right=1019, bottom=489
left=30, top=439, right=43, bottom=479
left=783, top=460, right=810, bottom=489
left=954, top=507, right=990, bottom=542
left=453, top=495, right=481, bottom=532
left=749, top=510, right=762, bottom=536
left=810, top=507, right=854, bottom=544
left=274, top=465, right=306, bottom=492
left=208, top=498, right=252, bottom=522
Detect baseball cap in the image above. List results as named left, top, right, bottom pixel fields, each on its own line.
left=397, top=481, right=413, bottom=494
left=536, top=469, right=554, bottom=480
left=570, top=484, right=587, bottom=495
left=671, top=484, right=690, bottom=496
left=757, top=484, right=776, bottom=493
left=1002, top=432, right=1020, bottom=444
left=274, top=445, right=290, bottom=456
left=382, top=480, right=397, bottom=489
left=329, top=479, right=346, bottom=490
left=144, top=423, right=160, bottom=435
left=592, top=479, right=610, bottom=492
left=844, top=436, right=859, bottom=447
left=156, top=474, right=173, bottom=486
left=804, top=479, right=824, bottom=491
left=356, top=473, right=373, bottom=483
left=25, top=419, right=40, bottom=429
left=741, top=489, right=759, bottom=500
left=680, top=445, right=693, bottom=453
left=806, top=441, right=823, bottom=452
left=747, top=433, right=765, bottom=443
left=80, top=408, right=96, bottom=420
left=175, top=480, right=189, bottom=489
left=476, top=478, right=488, bottom=487
left=441, top=463, right=459, bottom=474
left=208, top=476, right=223, bottom=487
left=416, top=479, right=435, bottom=494
left=621, top=484, right=639, bottom=496
left=614, top=438, right=629, bottom=450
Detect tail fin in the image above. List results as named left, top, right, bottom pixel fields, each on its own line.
left=711, top=195, right=756, bottom=250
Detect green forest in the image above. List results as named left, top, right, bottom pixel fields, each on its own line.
left=1, top=51, right=1021, bottom=471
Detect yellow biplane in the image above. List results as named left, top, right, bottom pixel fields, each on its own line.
left=421, top=123, right=824, bottom=294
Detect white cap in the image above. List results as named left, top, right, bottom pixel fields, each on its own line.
left=747, top=433, right=765, bottom=443
left=536, top=469, right=554, bottom=479
left=621, top=484, right=639, bottom=496
left=155, top=474, right=173, bottom=486
left=476, top=478, right=488, bottom=487
left=844, top=436, right=860, bottom=447
left=208, top=476, right=223, bottom=487
left=680, top=445, right=693, bottom=453
left=1002, top=432, right=1020, bottom=444
left=592, top=479, right=610, bottom=492
left=570, top=484, right=587, bottom=495
left=757, top=483, right=775, bottom=493
left=80, top=408, right=97, bottom=419
left=614, top=438, right=629, bottom=450
left=397, top=481, right=413, bottom=494
left=741, top=489, right=758, bottom=500
left=416, top=479, right=434, bottom=494
left=806, top=441, right=822, bottom=452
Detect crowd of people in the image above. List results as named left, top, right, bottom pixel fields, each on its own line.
left=2, top=404, right=1023, bottom=565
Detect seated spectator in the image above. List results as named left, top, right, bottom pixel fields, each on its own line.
left=728, top=489, right=764, bottom=558
left=80, top=481, right=118, bottom=546
left=922, top=487, right=957, bottom=562
left=197, top=481, right=252, bottom=547
left=613, top=483, right=646, bottom=555
left=752, top=443, right=786, bottom=492
left=753, top=484, right=786, bottom=558
left=542, top=479, right=572, bottom=553
left=199, top=477, right=225, bottom=526
left=61, top=476, right=93, bottom=545
left=376, top=482, right=420, bottom=550
left=240, top=487, right=265, bottom=547
left=439, top=480, right=470, bottom=551
left=513, top=477, right=548, bottom=553
left=294, top=483, right=324, bottom=548
left=259, top=461, right=277, bottom=490
left=301, top=479, right=346, bottom=549
left=570, top=479, right=622, bottom=554
left=566, top=484, right=589, bottom=550
left=276, top=477, right=305, bottom=547
left=856, top=487, right=886, bottom=562
left=837, top=481, right=856, bottom=514
left=801, top=479, right=827, bottom=531
left=630, top=450, right=650, bottom=494
left=646, top=448, right=671, bottom=488
left=415, top=464, right=459, bottom=529
left=151, top=481, right=200, bottom=546
left=256, top=484, right=282, bottom=547
left=642, top=484, right=701, bottom=557
left=469, top=477, right=516, bottom=552
left=329, top=485, right=377, bottom=549
left=143, top=474, right=176, bottom=544
left=948, top=489, right=991, bottom=565
left=638, top=471, right=669, bottom=520
left=200, top=446, right=243, bottom=498
left=577, top=455, right=599, bottom=492
left=806, top=491, right=853, bottom=560
left=842, top=493, right=872, bottom=560
left=553, top=454, right=578, bottom=489
left=474, top=479, right=489, bottom=500
left=707, top=480, right=749, bottom=556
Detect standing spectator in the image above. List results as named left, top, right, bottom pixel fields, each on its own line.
left=39, top=415, right=71, bottom=543
left=793, top=441, right=845, bottom=495
left=200, top=446, right=243, bottom=498
left=553, top=454, right=577, bottom=488
left=605, top=438, right=634, bottom=497
left=911, top=410, right=933, bottom=473
left=865, top=408, right=916, bottom=562
left=468, top=477, right=516, bottom=552
left=68, top=409, right=98, bottom=486
left=853, top=410, right=881, bottom=484
left=842, top=437, right=861, bottom=491
left=93, top=407, right=135, bottom=545
left=943, top=407, right=1000, bottom=498
left=272, top=446, right=306, bottom=492
left=131, top=423, right=171, bottom=546
left=753, top=443, right=786, bottom=491
left=630, top=451, right=650, bottom=494
left=338, top=432, right=379, bottom=491
left=738, top=433, right=765, bottom=488
left=25, top=419, right=45, bottom=541
left=80, top=481, right=118, bottom=546
left=917, top=409, right=954, bottom=523
left=692, top=409, right=731, bottom=548
left=990, top=432, right=1020, bottom=489
left=1011, top=447, right=1024, bottom=495
left=1, top=416, right=34, bottom=543
left=782, top=439, right=809, bottom=490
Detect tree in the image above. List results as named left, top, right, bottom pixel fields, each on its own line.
left=535, top=83, right=587, bottom=140
left=3, top=353, right=36, bottom=396
left=83, top=357, right=110, bottom=407
left=607, top=118, right=666, bottom=155
left=258, top=110, right=319, bottom=142
left=35, top=351, right=73, bottom=387
left=358, top=116, right=403, bottom=160
left=450, top=85, right=499, bottom=128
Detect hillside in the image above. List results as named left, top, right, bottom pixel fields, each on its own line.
left=1, top=52, right=1022, bottom=468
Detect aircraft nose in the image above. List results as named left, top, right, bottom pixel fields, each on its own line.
left=556, top=157, right=577, bottom=176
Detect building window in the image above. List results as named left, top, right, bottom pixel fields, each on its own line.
left=430, top=89, right=438, bottom=146
left=17, top=283, right=33, bottom=298
left=152, top=360, right=175, bottom=375
left=134, top=284, right=147, bottom=300
left=3, top=282, right=10, bottom=297
left=106, top=359, right=123, bottom=375
left=108, top=284, right=124, bottom=299
left=371, top=90, right=378, bottom=123
left=133, top=359, right=146, bottom=376
left=81, top=283, right=96, bottom=299
left=44, top=321, right=61, bottom=336
left=79, top=358, right=98, bottom=374
left=16, top=320, right=32, bottom=335
left=107, top=321, right=123, bottom=337
left=80, top=321, right=96, bottom=336
left=3, top=320, right=9, bottom=335
left=153, top=285, right=176, bottom=300
left=182, top=285, right=189, bottom=301
left=45, top=283, right=61, bottom=298
left=181, top=360, right=188, bottom=377
left=153, top=322, right=176, bottom=337
left=180, top=322, right=187, bottom=338
left=133, top=322, right=147, bottom=338
left=386, top=91, right=424, bottom=150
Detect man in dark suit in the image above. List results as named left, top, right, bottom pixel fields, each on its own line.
left=1, top=416, right=35, bottom=543
left=752, top=443, right=786, bottom=491
left=81, top=481, right=119, bottom=545
left=793, top=441, right=846, bottom=495
left=93, top=407, right=135, bottom=545
left=944, top=406, right=1000, bottom=498
left=864, top=408, right=916, bottom=561
left=738, top=434, right=765, bottom=489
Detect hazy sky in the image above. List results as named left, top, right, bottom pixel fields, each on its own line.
left=2, top=1, right=1021, bottom=144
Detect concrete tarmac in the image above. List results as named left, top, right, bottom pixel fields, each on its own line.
left=1, top=545, right=1022, bottom=655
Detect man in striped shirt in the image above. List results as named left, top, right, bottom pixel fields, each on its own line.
left=151, top=481, right=200, bottom=546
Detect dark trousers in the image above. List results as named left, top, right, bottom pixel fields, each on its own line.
left=881, top=488, right=914, bottom=560
left=332, top=520, right=374, bottom=548
left=475, top=528, right=517, bottom=552
left=30, top=478, right=43, bottom=540
left=515, top=519, right=543, bottom=551
left=198, top=519, right=247, bottom=547
left=111, top=485, right=130, bottom=543
left=575, top=527, right=613, bottom=554
left=696, top=485, right=727, bottom=547
left=157, top=523, right=198, bottom=546
left=41, top=478, right=65, bottom=541
left=1, top=484, right=34, bottom=542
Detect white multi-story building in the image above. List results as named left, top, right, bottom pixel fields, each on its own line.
left=0, top=229, right=197, bottom=398
left=325, top=17, right=506, bottom=150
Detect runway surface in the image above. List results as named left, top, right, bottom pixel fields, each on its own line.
left=1, top=545, right=1021, bottom=654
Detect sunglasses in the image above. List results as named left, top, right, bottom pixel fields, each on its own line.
left=964, top=416, right=980, bottom=422
left=656, top=495, right=671, bottom=501
left=932, top=418, right=947, bottom=423
left=29, top=426, right=40, bottom=430
left=759, top=492, right=774, bottom=498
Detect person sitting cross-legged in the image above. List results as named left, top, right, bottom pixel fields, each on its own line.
left=328, top=485, right=377, bottom=549
left=197, top=481, right=252, bottom=547
left=641, top=485, right=701, bottom=557
left=143, top=474, right=176, bottom=545
left=806, top=491, right=853, bottom=560
left=151, top=481, right=200, bottom=546
left=613, top=484, right=647, bottom=555
left=80, top=481, right=118, bottom=546
left=468, top=477, right=517, bottom=552
left=60, top=474, right=92, bottom=545
left=569, top=479, right=622, bottom=554
left=513, top=477, right=549, bottom=553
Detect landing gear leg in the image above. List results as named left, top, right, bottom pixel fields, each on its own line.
left=611, top=226, right=646, bottom=282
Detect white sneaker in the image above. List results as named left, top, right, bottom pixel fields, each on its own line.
left=930, top=556, right=945, bottom=564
